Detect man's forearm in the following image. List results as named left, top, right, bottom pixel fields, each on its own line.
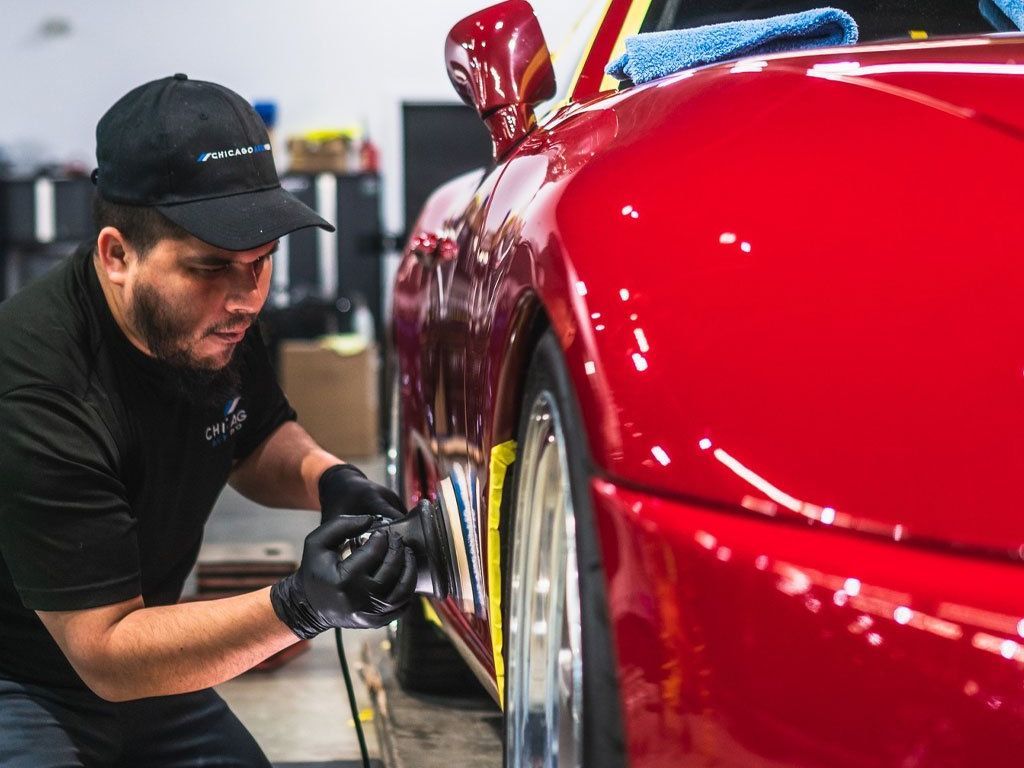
left=230, top=421, right=342, bottom=509
left=60, top=589, right=298, bottom=702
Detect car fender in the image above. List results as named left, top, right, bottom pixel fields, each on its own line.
left=481, top=39, right=1024, bottom=554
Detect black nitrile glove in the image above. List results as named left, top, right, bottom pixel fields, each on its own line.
left=318, top=463, right=405, bottom=525
left=270, top=514, right=417, bottom=638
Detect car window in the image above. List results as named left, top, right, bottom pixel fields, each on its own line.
left=642, top=0, right=1004, bottom=41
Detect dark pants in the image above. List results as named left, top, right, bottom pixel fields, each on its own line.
left=0, top=678, right=273, bottom=767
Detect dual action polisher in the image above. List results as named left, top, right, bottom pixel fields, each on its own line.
left=352, top=478, right=461, bottom=601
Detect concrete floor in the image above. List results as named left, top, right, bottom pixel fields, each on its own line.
left=203, top=455, right=387, bottom=767
left=365, top=638, right=501, bottom=768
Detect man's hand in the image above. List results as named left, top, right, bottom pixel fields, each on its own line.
left=270, top=515, right=416, bottom=638
left=319, top=464, right=405, bottom=524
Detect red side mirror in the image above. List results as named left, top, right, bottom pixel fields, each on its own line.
left=446, top=1, right=556, bottom=160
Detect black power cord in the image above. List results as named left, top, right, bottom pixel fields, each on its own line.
left=334, top=627, right=372, bottom=768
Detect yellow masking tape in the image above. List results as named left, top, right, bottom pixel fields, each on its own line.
left=542, top=0, right=612, bottom=116
left=599, top=0, right=654, bottom=93
left=567, top=0, right=613, bottom=88
left=420, top=596, right=442, bottom=628
left=487, top=440, right=517, bottom=710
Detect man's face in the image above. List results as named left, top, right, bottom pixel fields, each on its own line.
left=122, top=235, right=276, bottom=371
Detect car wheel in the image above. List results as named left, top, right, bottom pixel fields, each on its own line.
left=387, top=362, right=481, bottom=695
left=505, top=330, right=625, bottom=768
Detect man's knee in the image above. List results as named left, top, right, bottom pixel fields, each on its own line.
left=118, top=689, right=272, bottom=768
left=0, top=680, right=117, bottom=767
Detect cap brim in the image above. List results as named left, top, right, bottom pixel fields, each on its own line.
left=156, top=186, right=334, bottom=251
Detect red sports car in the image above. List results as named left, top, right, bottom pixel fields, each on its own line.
left=388, top=1, right=1024, bottom=765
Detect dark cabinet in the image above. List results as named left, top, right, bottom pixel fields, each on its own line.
left=0, top=172, right=386, bottom=330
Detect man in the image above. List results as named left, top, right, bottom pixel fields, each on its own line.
left=0, top=75, right=416, bottom=767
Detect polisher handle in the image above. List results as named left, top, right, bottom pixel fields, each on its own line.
left=346, top=499, right=451, bottom=601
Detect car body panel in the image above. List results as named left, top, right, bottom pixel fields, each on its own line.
left=452, top=37, right=1024, bottom=555
left=396, top=166, right=500, bottom=684
left=392, top=3, right=1024, bottom=762
left=593, top=478, right=1024, bottom=768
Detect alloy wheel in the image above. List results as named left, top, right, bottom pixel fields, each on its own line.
left=507, top=390, right=584, bottom=768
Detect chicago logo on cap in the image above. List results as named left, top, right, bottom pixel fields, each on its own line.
left=197, top=144, right=271, bottom=163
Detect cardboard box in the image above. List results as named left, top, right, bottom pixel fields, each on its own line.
left=279, top=339, right=380, bottom=458
left=287, top=136, right=350, bottom=174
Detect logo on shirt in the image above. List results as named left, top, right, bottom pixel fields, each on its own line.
left=205, top=397, right=248, bottom=447
left=197, top=144, right=271, bottom=163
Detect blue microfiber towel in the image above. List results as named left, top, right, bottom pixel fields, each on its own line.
left=606, top=7, right=859, bottom=85
left=983, top=0, right=1024, bottom=30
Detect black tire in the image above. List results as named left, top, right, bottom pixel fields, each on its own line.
left=504, top=329, right=626, bottom=767
left=392, top=600, right=485, bottom=695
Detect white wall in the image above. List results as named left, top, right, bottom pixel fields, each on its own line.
left=0, top=0, right=585, bottom=238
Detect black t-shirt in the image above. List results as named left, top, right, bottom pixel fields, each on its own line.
left=0, top=244, right=296, bottom=689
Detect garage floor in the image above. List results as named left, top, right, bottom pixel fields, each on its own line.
left=204, top=456, right=388, bottom=767
left=363, top=635, right=501, bottom=768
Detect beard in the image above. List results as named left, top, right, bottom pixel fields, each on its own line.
left=127, top=279, right=250, bottom=407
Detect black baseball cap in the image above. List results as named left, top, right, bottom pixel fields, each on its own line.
left=92, top=73, right=334, bottom=251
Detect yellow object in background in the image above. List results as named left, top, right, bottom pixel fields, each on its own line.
left=302, top=125, right=363, bottom=143
left=287, top=125, right=362, bottom=174
left=318, top=333, right=368, bottom=357
left=909, top=29, right=928, bottom=40
left=346, top=708, right=375, bottom=726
